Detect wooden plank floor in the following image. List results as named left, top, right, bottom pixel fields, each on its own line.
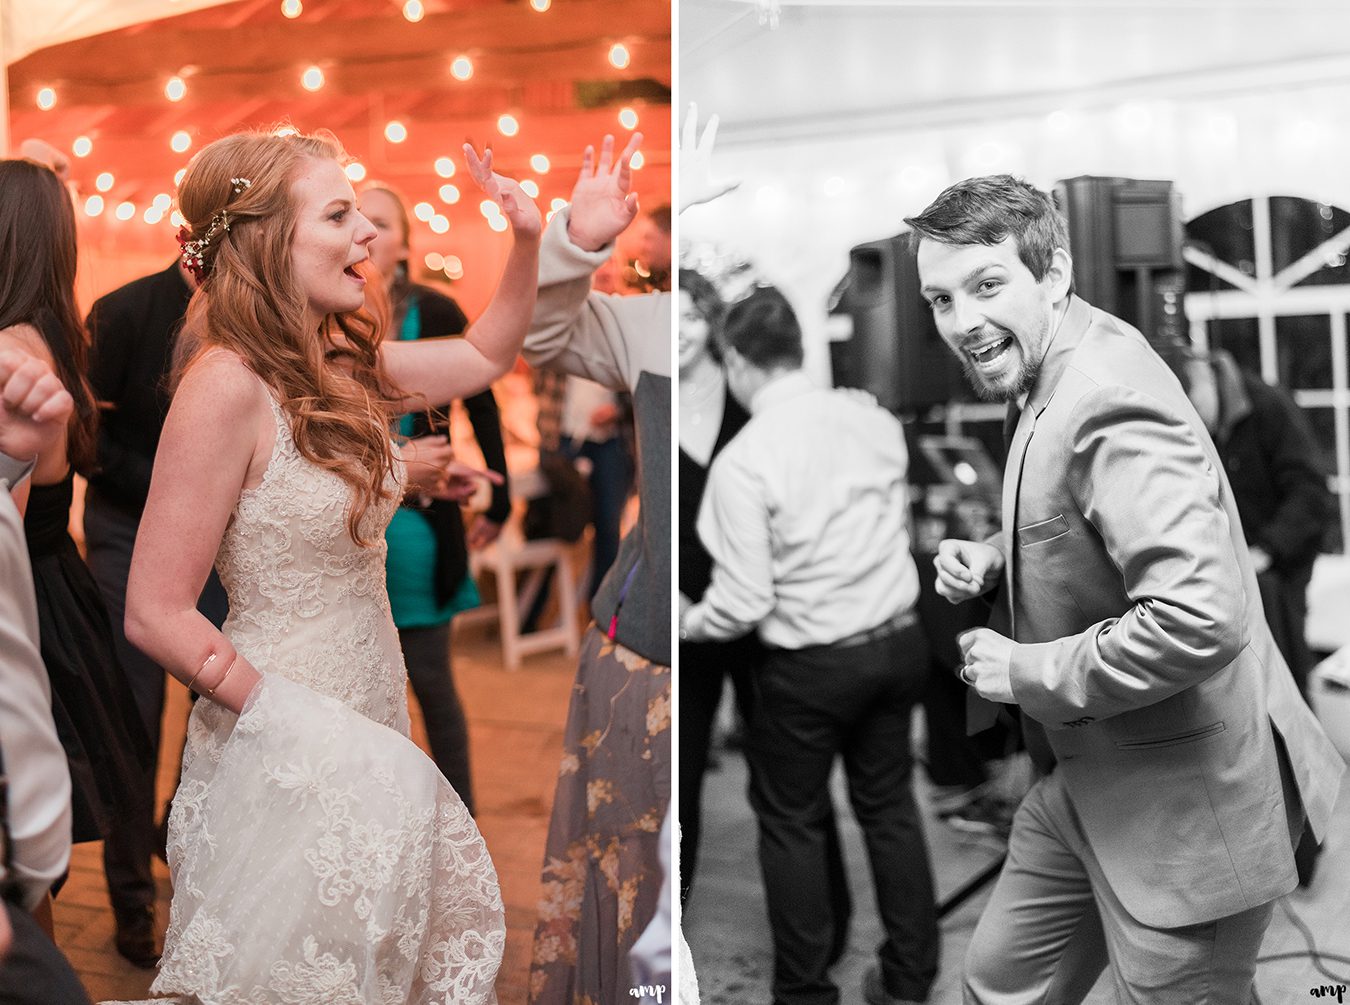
left=53, top=623, right=576, bottom=1004
left=686, top=721, right=1350, bottom=1004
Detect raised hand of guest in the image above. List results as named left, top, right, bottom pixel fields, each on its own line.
left=0, top=348, right=74, bottom=463
left=464, top=144, right=542, bottom=240
left=679, top=102, right=740, bottom=212
left=566, top=133, right=644, bottom=252
left=933, top=537, right=1004, bottom=603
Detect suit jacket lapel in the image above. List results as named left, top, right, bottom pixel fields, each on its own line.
left=999, top=295, right=1094, bottom=635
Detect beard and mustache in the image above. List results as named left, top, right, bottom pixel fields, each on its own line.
left=956, top=317, right=1050, bottom=403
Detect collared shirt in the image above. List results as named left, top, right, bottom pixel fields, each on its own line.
left=0, top=454, right=73, bottom=910
left=685, top=370, right=920, bottom=649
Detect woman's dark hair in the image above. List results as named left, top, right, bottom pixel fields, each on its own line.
left=0, top=158, right=99, bottom=470
left=680, top=270, right=726, bottom=363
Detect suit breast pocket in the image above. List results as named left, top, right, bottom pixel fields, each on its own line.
left=1017, top=513, right=1071, bottom=548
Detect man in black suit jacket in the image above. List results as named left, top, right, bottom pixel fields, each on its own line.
left=82, top=261, right=229, bottom=967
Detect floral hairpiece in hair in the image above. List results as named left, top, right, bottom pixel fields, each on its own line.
left=176, top=176, right=253, bottom=283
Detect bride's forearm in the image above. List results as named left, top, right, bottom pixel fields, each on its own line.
left=124, top=606, right=261, bottom=715
left=462, top=233, right=541, bottom=378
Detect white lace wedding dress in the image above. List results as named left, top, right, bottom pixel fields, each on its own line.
left=107, top=393, right=504, bottom=1005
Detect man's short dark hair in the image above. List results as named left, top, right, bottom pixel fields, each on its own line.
left=720, top=286, right=804, bottom=371
left=903, top=174, right=1070, bottom=281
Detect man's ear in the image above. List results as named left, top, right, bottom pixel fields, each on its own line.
left=1045, top=247, right=1073, bottom=304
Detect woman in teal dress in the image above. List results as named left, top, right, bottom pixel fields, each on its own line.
left=360, top=183, right=512, bottom=813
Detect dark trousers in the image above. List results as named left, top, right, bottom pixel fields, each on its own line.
left=747, top=619, right=938, bottom=1005
left=399, top=622, right=475, bottom=815
left=561, top=435, right=631, bottom=599
left=0, top=901, right=92, bottom=1004
left=678, top=633, right=759, bottom=905
left=83, top=494, right=227, bottom=918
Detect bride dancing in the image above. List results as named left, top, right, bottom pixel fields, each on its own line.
left=113, top=128, right=539, bottom=1004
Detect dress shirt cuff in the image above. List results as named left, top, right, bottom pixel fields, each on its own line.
left=0, top=453, right=34, bottom=490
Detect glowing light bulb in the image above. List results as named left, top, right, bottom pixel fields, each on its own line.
left=345, top=162, right=367, bottom=182
left=434, top=157, right=456, bottom=178
left=36, top=87, right=56, bottom=110
left=550, top=197, right=567, bottom=212
left=170, top=210, right=186, bottom=227
left=608, top=43, right=630, bottom=69
left=488, top=215, right=508, bottom=233
left=170, top=131, right=192, bottom=153
left=439, top=184, right=460, bottom=204
left=531, top=0, right=550, bottom=9
left=174, top=168, right=187, bottom=186
left=115, top=201, right=136, bottom=221
left=301, top=65, right=325, bottom=91
left=72, top=136, right=93, bottom=158
left=618, top=107, right=638, bottom=130
left=521, top=180, right=539, bottom=198
left=480, top=199, right=500, bottom=219
left=402, top=0, right=424, bottom=22
left=274, top=125, right=300, bottom=137
left=165, top=76, right=187, bottom=102
left=84, top=195, right=105, bottom=217
left=444, top=255, right=464, bottom=279
left=95, top=172, right=115, bottom=192
left=450, top=56, right=473, bottom=81
left=384, top=121, right=407, bottom=144
left=144, top=207, right=165, bottom=225
left=281, top=0, right=302, bottom=17
left=631, top=151, right=645, bottom=169
left=152, top=193, right=173, bottom=210
left=497, top=114, right=519, bottom=137
left=530, top=154, right=550, bottom=173
left=414, top=202, right=435, bottom=222
left=424, top=252, right=445, bottom=271
left=429, top=215, right=449, bottom=234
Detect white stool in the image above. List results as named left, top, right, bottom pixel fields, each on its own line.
left=464, top=522, right=582, bottom=671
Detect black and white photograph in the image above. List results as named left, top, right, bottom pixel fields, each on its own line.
left=678, top=2, right=1350, bottom=1002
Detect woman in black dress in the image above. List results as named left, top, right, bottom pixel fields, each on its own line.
left=676, top=270, right=760, bottom=905
left=0, top=159, right=154, bottom=930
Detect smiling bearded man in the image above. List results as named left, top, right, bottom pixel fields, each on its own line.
left=904, top=174, right=1343, bottom=1004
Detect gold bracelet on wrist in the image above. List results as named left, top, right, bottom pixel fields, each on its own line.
left=204, top=655, right=238, bottom=701
left=187, top=652, right=216, bottom=693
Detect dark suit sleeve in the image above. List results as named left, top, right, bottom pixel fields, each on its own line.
left=463, top=388, right=512, bottom=524
left=1008, top=385, right=1246, bottom=724
left=1251, top=387, right=1332, bottom=568
left=83, top=297, right=155, bottom=494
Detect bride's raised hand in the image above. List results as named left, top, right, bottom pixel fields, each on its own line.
left=464, top=143, right=541, bottom=240
left=565, top=132, right=643, bottom=252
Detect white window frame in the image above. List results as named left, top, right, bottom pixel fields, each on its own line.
left=1183, top=193, right=1350, bottom=554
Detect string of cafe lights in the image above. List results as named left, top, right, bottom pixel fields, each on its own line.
left=23, top=2, right=663, bottom=286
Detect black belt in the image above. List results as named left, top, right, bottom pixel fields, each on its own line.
left=769, top=608, right=918, bottom=652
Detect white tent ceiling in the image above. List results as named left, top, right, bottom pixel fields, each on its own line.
left=683, top=0, right=1350, bottom=147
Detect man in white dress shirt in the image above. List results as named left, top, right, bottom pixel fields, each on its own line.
left=680, top=288, right=937, bottom=1005
left=0, top=348, right=90, bottom=1001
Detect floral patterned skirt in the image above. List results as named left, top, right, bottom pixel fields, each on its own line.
left=529, top=626, right=672, bottom=1005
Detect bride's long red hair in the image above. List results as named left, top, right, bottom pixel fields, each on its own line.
left=176, top=129, right=401, bottom=545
